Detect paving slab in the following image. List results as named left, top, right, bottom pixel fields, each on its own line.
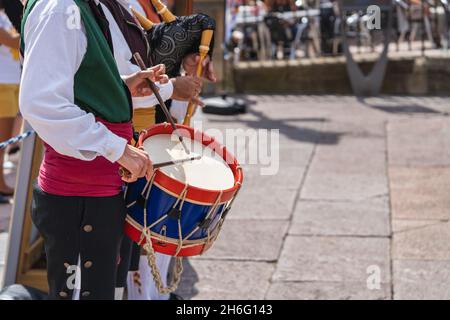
left=200, top=220, right=289, bottom=262
left=393, top=220, right=450, bottom=260
left=229, top=184, right=298, bottom=220
left=290, top=197, right=390, bottom=237
left=241, top=164, right=306, bottom=191
left=388, top=118, right=450, bottom=167
left=389, top=167, right=450, bottom=220
left=273, top=235, right=391, bottom=283
left=266, top=281, right=391, bottom=300
left=301, top=121, right=388, bottom=201
left=0, top=232, right=8, bottom=265
left=393, top=260, right=450, bottom=300
left=176, top=259, right=275, bottom=300
left=0, top=263, right=4, bottom=288
left=0, top=203, right=11, bottom=232
left=392, top=219, right=442, bottom=233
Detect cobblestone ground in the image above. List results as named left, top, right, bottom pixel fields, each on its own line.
left=1, top=95, right=450, bottom=299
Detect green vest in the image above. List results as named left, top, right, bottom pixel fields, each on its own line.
left=21, top=0, right=132, bottom=123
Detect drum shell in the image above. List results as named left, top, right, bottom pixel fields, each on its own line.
left=124, top=178, right=227, bottom=256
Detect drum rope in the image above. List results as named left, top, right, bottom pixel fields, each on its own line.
left=138, top=173, right=157, bottom=245
left=183, top=190, right=223, bottom=242
left=126, top=177, right=154, bottom=209
left=140, top=181, right=188, bottom=294
left=202, top=191, right=223, bottom=253
left=174, top=185, right=189, bottom=256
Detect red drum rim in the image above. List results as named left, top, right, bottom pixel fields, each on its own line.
left=138, top=123, right=243, bottom=205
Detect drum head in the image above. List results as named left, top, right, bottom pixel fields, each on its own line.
left=142, top=133, right=235, bottom=191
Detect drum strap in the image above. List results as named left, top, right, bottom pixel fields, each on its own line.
left=138, top=181, right=188, bottom=295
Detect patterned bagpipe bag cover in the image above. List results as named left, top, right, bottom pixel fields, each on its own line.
left=147, top=13, right=216, bottom=77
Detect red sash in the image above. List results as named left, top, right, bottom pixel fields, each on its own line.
left=38, top=119, right=132, bottom=197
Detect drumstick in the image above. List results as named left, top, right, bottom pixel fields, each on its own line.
left=132, top=52, right=190, bottom=154
left=119, top=155, right=201, bottom=179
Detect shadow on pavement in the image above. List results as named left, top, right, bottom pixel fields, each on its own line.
left=208, top=107, right=344, bottom=146
left=357, top=97, right=449, bottom=115
left=174, top=259, right=199, bottom=300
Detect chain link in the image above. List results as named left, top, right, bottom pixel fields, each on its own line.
left=0, top=130, right=34, bottom=151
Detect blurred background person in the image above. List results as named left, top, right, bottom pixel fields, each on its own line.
left=0, top=1, right=21, bottom=204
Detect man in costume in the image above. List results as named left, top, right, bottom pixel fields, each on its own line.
left=19, top=0, right=169, bottom=300
left=99, top=0, right=216, bottom=300
left=97, top=0, right=203, bottom=300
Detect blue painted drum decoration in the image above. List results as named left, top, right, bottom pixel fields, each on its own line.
left=124, top=123, right=243, bottom=258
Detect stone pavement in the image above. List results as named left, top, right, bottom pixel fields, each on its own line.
left=1, top=95, right=450, bottom=299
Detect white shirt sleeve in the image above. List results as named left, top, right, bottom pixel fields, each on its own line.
left=132, top=81, right=173, bottom=109
left=169, top=99, right=189, bottom=123
left=19, top=2, right=127, bottom=163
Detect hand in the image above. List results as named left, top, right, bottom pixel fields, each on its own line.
left=182, top=54, right=217, bottom=82
left=117, top=145, right=153, bottom=183
left=171, top=76, right=204, bottom=107
left=124, top=64, right=169, bottom=97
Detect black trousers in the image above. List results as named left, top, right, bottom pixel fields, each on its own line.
left=31, top=184, right=127, bottom=300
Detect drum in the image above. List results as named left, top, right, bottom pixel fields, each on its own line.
left=124, top=123, right=243, bottom=257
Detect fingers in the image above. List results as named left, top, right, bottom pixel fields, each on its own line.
left=121, top=175, right=138, bottom=183
left=137, top=65, right=167, bottom=84
left=117, top=145, right=153, bottom=182
left=201, top=55, right=210, bottom=68
left=191, top=96, right=205, bottom=108
left=145, top=159, right=154, bottom=181
left=138, top=69, right=156, bottom=82
left=152, top=64, right=166, bottom=80
left=207, top=62, right=217, bottom=82
left=134, top=85, right=152, bottom=97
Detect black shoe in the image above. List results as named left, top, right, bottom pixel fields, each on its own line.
left=0, top=195, right=10, bottom=204
left=7, top=146, right=20, bottom=156
left=169, top=293, right=183, bottom=300
left=0, top=190, right=14, bottom=197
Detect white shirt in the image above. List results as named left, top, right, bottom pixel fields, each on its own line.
left=19, top=0, right=169, bottom=163
left=101, top=1, right=173, bottom=109
left=0, top=10, right=21, bottom=84
left=126, top=0, right=146, bottom=16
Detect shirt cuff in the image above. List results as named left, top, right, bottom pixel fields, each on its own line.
left=160, top=80, right=174, bottom=101
left=102, top=131, right=128, bottom=163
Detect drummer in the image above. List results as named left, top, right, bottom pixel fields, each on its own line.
left=19, top=0, right=161, bottom=300
left=98, top=0, right=212, bottom=300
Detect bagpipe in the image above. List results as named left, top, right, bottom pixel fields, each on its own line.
left=131, top=0, right=216, bottom=126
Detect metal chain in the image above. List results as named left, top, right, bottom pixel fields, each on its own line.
left=0, top=130, right=34, bottom=151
